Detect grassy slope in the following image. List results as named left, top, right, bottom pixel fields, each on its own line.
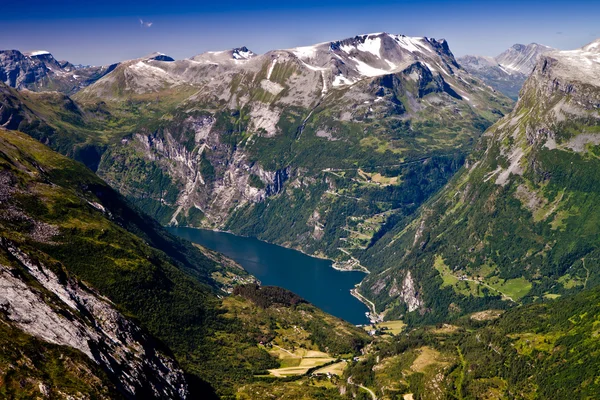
left=359, top=60, right=600, bottom=323
left=345, top=286, right=600, bottom=399
left=3, top=64, right=513, bottom=265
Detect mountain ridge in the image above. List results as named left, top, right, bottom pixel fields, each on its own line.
left=0, top=49, right=118, bottom=94
left=458, top=42, right=556, bottom=99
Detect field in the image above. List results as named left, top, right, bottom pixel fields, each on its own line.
left=375, top=320, right=406, bottom=336
left=314, top=361, right=348, bottom=376
left=266, top=346, right=335, bottom=377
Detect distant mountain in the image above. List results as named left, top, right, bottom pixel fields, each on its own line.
left=360, top=39, right=600, bottom=323
left=458, top=43, right=555, bottom=99
left=0, top=49, right=119, bottom=94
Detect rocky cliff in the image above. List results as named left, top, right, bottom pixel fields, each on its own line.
left=59, top=32, right=511, bottom=265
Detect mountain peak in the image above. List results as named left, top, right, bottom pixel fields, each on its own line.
left=582, top=38, right=600, bottom=53
left=494, top=42, right=556, bottom=75
left=537, top=39, right=600, bottom=86
left=143, top=52, right=175, bottom=62
left=232, top=46, right=255, bottom=60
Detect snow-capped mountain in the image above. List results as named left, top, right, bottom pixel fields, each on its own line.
left=458, top=43, right=555, bottom=99
left=0, top=49, right=118, bottom=94
left=70, top=32, right=511, bottom=255
left=87, top=33, right=463, bottom=96
left=495, top=43, right=554, bottom=74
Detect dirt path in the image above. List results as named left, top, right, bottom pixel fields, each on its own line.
left=348, top=377, right=377, bottom=400
left=583, top=258, right=590, bottom=289
left=272, top=344, right=299, bottom=358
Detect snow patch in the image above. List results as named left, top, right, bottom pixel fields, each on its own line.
left=266, top=59, right=277, bottom=80
left=332, top=75, right=356, bottom=87
left=357, top=36, right=382, bottom=57
left=28, top=50, right=51, bottom=56
left=291, top=45, right=319, bottom=59
left=352, top=57, right=390, bottom=77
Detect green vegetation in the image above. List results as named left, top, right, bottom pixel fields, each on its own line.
left=344, top=286, right=600, bottom=399
left=0, top=129, right=369, bottom=398
left=359, top=70, right=600, bottom=323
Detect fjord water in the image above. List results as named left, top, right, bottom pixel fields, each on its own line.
left=169, top=227, right=369, bottom=324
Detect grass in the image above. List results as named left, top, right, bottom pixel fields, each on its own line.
left=370, top=320, right=406, bottom=336
left=266, top=345, right=335, bottom=376
left=314, top=361, right=347, bottom=376
left=558, top=274, right=584, bottom=289
left=434, top=255, right=459, bottom=288
left=509, top=332, right=561, bottom=356
left=487, top=277, right=532, bottom=301
left=411, top=347, right=448, bottom=373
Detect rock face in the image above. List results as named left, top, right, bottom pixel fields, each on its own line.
left=0, top=240, right=189, bottom=399
left=458, top=43, right=555, bottom=99
left=360, top=38, right=600, bottom=322
left=0, top=49, right=118, bottom=94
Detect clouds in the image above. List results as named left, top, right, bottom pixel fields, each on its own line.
left=139, top=19, right=153, bottom=28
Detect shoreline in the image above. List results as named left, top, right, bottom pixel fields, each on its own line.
left=351, top=287, right=383, bottom=324
left=173, top=225, right=371, bottom=274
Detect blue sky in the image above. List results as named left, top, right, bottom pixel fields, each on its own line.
left=1, top=0, right=598, bottom=65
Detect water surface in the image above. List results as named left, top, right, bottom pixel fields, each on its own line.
left=169, top=227, right=369, bottom=325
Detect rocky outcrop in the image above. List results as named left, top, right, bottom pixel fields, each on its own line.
left=0, top=238, right=189, bottom=399
left=360, top=38, right=600, bottom=322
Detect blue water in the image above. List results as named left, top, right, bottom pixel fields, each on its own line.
left=169, top=227, right=369, bottom=325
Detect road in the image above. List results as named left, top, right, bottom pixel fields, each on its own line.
left=348, top=377, right=377, bottom=400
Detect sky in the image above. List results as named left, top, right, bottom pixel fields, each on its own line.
left=1, top=0, right=599, bottom=65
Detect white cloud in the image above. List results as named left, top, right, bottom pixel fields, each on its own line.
left=140, top=19, right=153, bottom=28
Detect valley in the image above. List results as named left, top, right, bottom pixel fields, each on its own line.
left=0, top=10, right=599, bottom=398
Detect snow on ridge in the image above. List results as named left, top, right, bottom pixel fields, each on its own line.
left=27, top=50, right=51, bottom=57
left=291, top=45, right=319, bottom=59
left=392, top=35, right=425, bottom=54
left=357, top=36, right=382, bottom=57
left=233, top=49, right=254, bottom=60
left=351, top=57, right=391, bottom=77
left=332, top=75, right=356, bottom=87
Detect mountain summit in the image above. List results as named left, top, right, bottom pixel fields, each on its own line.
left=459, top=42, right=555, bottom=99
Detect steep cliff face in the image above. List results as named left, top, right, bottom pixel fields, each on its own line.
left=0, top=128, right=265, bottom=398
left=360, top=39, right=600, bottom=322
left=0, top=240, right=188, bottom=399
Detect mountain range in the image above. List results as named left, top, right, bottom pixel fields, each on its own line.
left=0, top=33, right=599, bottom=399
left=0, top=49, right=118, bottom=94
left=458, top=43, right=555, bottom=99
